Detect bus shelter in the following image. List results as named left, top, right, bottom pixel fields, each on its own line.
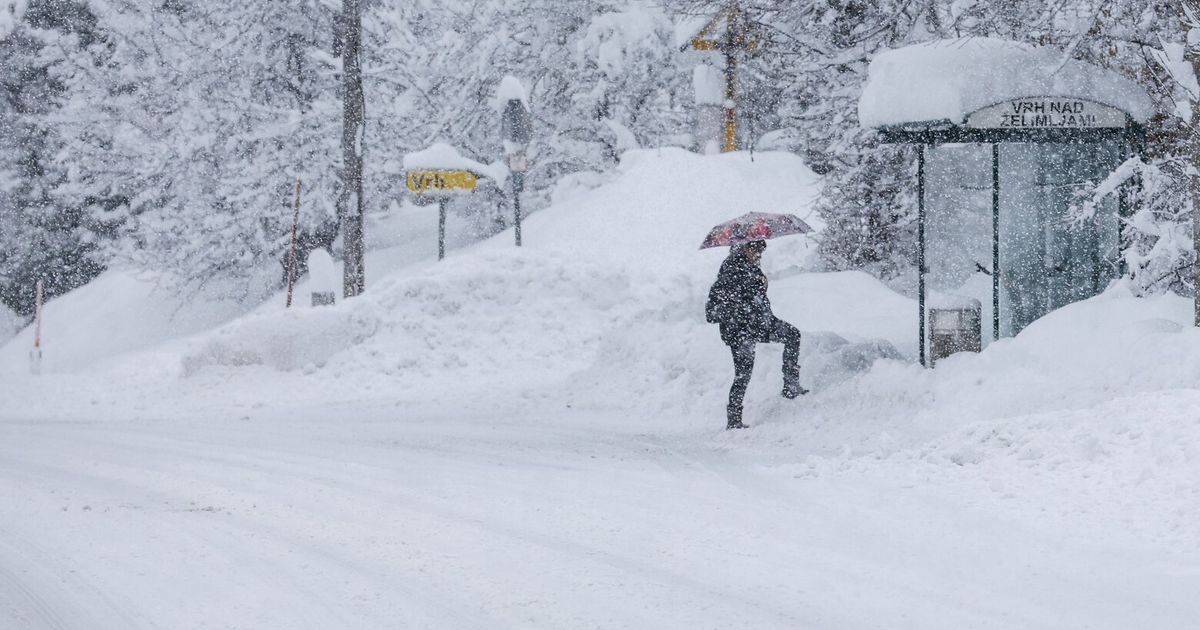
left=858, top=38, right=1152, bottom=365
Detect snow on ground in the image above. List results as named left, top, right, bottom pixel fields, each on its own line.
left=1, top=148, right=1198, bottom=628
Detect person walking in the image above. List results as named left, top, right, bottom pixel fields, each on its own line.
left=705, top=239, right=806, bottom=429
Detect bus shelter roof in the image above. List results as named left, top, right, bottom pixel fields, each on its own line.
left=858, top=38, right=1153, bottom=134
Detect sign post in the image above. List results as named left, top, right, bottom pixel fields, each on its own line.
left=438, top=197, right=447, bottom=260
left=509, top=153, right=527, bottom=247
left=498, top=76, right=532, bottom=246
left=682, top=5, right=760, bottom=152
left=404, top=144, right=489, bottom=261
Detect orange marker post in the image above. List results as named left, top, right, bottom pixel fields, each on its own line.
left=31, top=279, right=43, bottom=374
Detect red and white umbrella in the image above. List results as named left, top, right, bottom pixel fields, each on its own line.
left=699, top=212, right=813, bottom=249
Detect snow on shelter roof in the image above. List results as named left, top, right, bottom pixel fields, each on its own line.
left=859, top=38, right=1153, bottom=129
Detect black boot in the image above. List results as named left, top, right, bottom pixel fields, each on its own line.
left=782, top=373, right=808, bottom=399
left=726, top=405, right=748, bottom=429
left=726, top=387, right=749, bottom=429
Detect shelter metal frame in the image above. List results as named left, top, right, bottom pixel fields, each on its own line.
left=878, top=117, right=1146, bottom=367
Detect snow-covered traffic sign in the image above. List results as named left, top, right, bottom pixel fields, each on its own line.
left=403, top=143, right=504, bottom=198
left=496, top=76, right=532, bottom=246
left=404, top=143, right=508, bottom=261
left=497, top=76, right=531, bottom=154
left=406, top=169, right=479, bottom=195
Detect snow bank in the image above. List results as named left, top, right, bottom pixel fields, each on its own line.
left=859, top=38, right=1154, bottom=127
left=0, top=270, right=252, bottom=374
left=180, top=149, right=832, bottom=409
left=182, top=249, right=630, bottom=385
left=796, top=286, right=1200, bottom=546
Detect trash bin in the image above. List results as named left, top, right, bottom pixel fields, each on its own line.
left=929, top=297, right=981, bottom=365
left=307, top=249, right=337, bottom=308
left=311, top=291, right=335, bottom=307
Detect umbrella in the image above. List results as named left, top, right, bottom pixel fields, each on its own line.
left=699, top=212, right=813, bottom=249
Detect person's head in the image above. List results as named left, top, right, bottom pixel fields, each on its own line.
left=737, top=239, right=766, bottom=263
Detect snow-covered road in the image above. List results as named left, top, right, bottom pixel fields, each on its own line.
left=2, top=403, right=1193, bottom=629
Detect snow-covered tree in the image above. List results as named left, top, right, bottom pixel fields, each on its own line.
left=366, top=0, right=689, bottom=203
left=49, top=0, right=340, bottom=294
left=0, top=0, right=101, bottom=316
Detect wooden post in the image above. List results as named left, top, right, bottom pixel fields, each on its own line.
left=285, top=178, right=303, bottom=308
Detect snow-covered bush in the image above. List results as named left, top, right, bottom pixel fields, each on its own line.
left=814, top=135, right=917, bottom=282
left=1074, top=156, right=1195, bottom=297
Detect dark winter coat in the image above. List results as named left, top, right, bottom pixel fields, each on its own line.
left=706, top=253, right=774, bottom=345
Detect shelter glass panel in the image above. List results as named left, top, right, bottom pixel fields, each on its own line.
left=924, top=144, right=994, bottom=336
left=998, top=142, right=1121, bottom=336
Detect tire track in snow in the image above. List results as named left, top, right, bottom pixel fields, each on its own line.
left=0, top=426, right=514, bottom=629
left=0, top=526, right=150, bottom=630
left=2, top=420, right=820, bottom=628
left=0, top=559, right=68, bottom=630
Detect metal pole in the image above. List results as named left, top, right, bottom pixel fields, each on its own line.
left=918, top=145, right=927, bottom=368
left=33, top=279, right=43, bottom=351
left=438, top=197, right=447, bottom=261
left=513, top=172, right=523, bottom=247
left=992, top=143, right=1000, bottom=341
left=285, top=177, right=302, bottom=308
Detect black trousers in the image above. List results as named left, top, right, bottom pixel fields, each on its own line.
left=727, top=318, right=801, bottom=423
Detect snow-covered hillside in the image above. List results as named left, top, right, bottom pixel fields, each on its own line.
left=2, top=149, right=1198, bottom=628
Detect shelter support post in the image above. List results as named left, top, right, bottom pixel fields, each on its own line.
left=513, top=172, right=524, bottom=247
left=991, top=143, right=1000, bottom=341
left=918, top=144, right=927, bottom=367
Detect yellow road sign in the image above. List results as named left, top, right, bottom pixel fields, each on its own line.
left=406, top=170, right=478, bottom=194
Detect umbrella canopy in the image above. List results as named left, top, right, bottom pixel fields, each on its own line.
left=699, top=212, right=813, bottom=249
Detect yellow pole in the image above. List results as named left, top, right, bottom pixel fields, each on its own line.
left=722, top=5, right=739, bottom=152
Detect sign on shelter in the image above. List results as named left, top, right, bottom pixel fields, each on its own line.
left=967, top=98, right=1128, bottom=130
